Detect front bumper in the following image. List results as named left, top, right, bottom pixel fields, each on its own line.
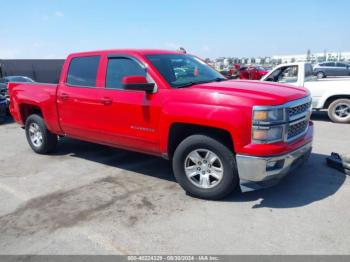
left=236, top=142, right=312, bottom=192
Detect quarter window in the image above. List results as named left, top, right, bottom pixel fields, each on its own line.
left=66, top=56, right=100, bottom=87
left=106, top=58, right=146, bottom=89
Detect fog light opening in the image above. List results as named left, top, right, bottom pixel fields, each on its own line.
left=266, top=159, right=285, bottom=171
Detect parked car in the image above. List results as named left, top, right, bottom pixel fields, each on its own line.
left=239, top=66, right=268, bottom=80
left=0, top=95, right=7, bottom=124
left=313, top=62, right=350, bottom=79
left=9, top=49, right=313, bottom=200
left=262, top=62, right=350, bottom=123
left=219, top=67, right=239, bottom=79
left=0, top=76, right=35, bottom=107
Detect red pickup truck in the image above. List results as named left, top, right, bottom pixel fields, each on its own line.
left=9, top=49, right=313, bottom=200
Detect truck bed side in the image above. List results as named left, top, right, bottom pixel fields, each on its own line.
left=8, top=82, right=62, bottom=134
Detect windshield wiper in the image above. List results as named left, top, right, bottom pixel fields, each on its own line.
left=174, top=78, right=228, bottom=88
left=174, top=82, right=198, bottom=88
left=212, top=78, right=228, bottom=82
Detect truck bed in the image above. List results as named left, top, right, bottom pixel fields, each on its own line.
left=8, top=82, right=62, bottom=134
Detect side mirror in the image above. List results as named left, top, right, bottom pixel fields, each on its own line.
left=122, top=76, right=155, bottom=93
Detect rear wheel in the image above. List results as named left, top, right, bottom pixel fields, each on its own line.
left=328, top=99, right=350, bottom=123
left=25, top=114, right=58, bottom=154
left=317, top=71, right=326, bottom=79
left=172, top=134, right=238, bottom=200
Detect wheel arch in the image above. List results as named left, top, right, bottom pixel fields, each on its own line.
left=167, top=123, right=235, bottom=159
left=19, top=103, right=43, bottom=124
left=323, top=95, right=350, bottom=109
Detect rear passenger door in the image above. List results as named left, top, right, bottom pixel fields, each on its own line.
left=57, top=55, right=104, bottom=141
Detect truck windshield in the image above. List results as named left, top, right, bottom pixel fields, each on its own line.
left=146, top=54, right=226, bottom=88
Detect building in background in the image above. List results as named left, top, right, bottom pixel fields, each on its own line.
left=272, top=51, right=350, bottom=64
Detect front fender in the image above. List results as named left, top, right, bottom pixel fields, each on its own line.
left=158, top=101, right=252, bottom=155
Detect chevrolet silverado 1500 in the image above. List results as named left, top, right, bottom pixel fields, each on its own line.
left=9, top=50, right=314, bottom=199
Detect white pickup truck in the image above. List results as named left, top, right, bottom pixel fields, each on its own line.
left=261, top=62, right=350, bottom=123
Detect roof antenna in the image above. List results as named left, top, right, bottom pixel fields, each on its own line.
left=178, top=47, right=187, bottom=54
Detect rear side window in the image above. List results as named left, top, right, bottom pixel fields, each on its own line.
left=324, top=62, right=335, bottom=67
left=106, top=58, right=146, bottom=89
left=66, top=56, right=100, bottom=87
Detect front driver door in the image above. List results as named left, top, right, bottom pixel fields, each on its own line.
left=97, top=55, right=161, bottom=154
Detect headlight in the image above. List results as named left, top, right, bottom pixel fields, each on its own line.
left=252, top=126, right=284, bottom=143
left=252, top=108, right=284, bottom=124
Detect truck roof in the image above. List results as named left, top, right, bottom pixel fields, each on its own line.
left=67, top=49, right=183, bottom=58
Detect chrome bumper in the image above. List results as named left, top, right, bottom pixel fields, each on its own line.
left=236, top=142, right=312, bottom=192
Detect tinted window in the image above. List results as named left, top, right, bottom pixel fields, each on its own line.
left=337, top=63, right=346, bottom=67
left=106, top=58, right=146, bottom=89
left=324, top=62, right=335, bottom=67
left=67, top=56, right=100, bottom=87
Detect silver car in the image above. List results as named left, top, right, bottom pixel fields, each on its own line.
left=314, top=62, right=350, bottom=78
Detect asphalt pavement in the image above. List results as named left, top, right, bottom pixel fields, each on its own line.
left=0, top=112, right=349, bottom=254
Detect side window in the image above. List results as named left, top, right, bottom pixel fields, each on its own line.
left=277, top=66, right=298, bottom=83
left=66, top=56, right=100, bottom=87
left=106, top=58, right=146, bottom=89
left=324, top=62, right=335, bottom=67
left=337, top=63, right=346, bottom=67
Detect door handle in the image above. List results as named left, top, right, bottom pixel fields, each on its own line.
left=101, top=97, right=112, bottom=105
left=59, top=93, right=69, bottom=101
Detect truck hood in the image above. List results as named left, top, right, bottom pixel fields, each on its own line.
left=190, top=80, right=309, bottom=106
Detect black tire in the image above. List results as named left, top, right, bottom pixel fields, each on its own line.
left=0, top=116, right=5, bottom=124
left=172, top=134, right=238, bottom=200
left=317, top=71, right=326, bottom=79
left=25, top=114, right=58, bottom=154
left=328, top=99, right=350, bottom=123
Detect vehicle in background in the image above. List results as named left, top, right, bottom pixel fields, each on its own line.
left=9, top=49, right=313, bottom=200
left=0, top=95, right=6, bottom=124
left=0, top=76, right=35, bottom=107
left=219, top=64, right=240, bottom=79
left=262, top=62, right=350, bottom=123
left=313, top=62, right=350, bottom=79
left=239, top=66, right=268, bottom=80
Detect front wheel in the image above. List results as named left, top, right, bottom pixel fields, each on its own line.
left=328, top=99, right=350, bottom=123
left=172, top=135, right=238, bottom=200
left=25, top=114, right=58, bottom=154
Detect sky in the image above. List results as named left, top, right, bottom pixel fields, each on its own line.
left=1, top=0, right=349, bottom=59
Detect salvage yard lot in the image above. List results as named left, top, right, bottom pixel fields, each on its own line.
left=0, top=112, right=349, bottom=255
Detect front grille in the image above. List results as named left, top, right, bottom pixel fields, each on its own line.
left=287, top=101, right=311, bottom=119
left=287, top=120, right=308, bottom=140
